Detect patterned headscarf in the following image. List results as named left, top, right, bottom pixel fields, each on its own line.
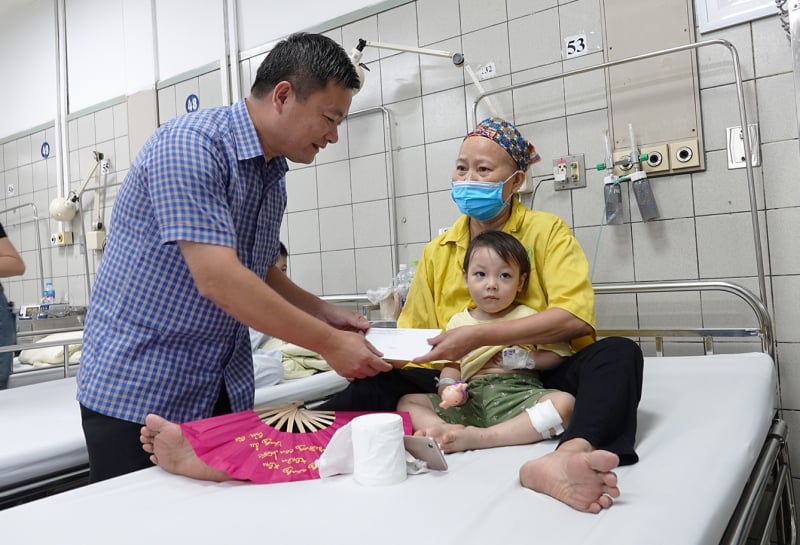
left=465, top=117, right=541, bottom=172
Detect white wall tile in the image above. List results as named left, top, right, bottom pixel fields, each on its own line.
left=290, top=252, right=322, bottom=296
left=68, top=119, right=79, bottom=152
left=462, top=23, right=511, bottom=79
left=777, top=343, right=800, bottom=410
left=422, top=88, right=467, bottom=142
left=113, top=103, right=128, bottom=138
left=566, top=108, right=609, bottom=170
left=507, top=0, right=543, bottom=19
left=417, top=0, right=461, bottom=46
left=32, top=160, right=47, bottom=193
left=285, top=166, right=318, bottom=213
left=752, top=16, right=793, bottom=79
left=157, top=86, right=176, bottom=125
left=387, top=97, right=426, bottom=148
left=767, top=208, right=800, bottom=275
left=424, top=138, right=461, bottom=193
left=355, top=245, right=394, bottom=292
left=512, top=63, right=565, bottom=125
left=638, top=292, right=702, bottom=329
left=380, top=53, right=422, bottom=104
left=287, top=209, right=320, bottom=254
left=348, top=113, right=386, bottom=157
left=396, top=193, right=431, bottom=244
left=700, top=275, right=768, bottom=328
left=756, top=73, right=797, bottom=144
left=571, top=168, right=608, bottom=228
left=319, top=205, right=355, bottom=251
left=699, top=80, right=757, bottom=151
left=773, top=275, right=800, bottom=342
left=321, top=249, right=357, bottom=295
left=316, top=161, right=352, bottom=208
left=509, top=10, right=561, bottom=72
left=563, top=52, right=607, bottom=115
left=692, top=149, right=765, bottom=216
left=557, top=0, right=603, bottom=56
left=521, top=117, right=568, bottom=178
left=377, top=2, right=418, bottom=57
left=16, top=135, right=32, bottom=166
left=762, top=140, right=800, bottom=209
left=575, top=223, right=635, bottom=283
left=353, top=200, right=391, bottom=247
left=17, top=164, right=32, bottom=195
left=696, top=212, right=763, bottom=278
left=198, top=70, right=223, bottom=109
left=393, top=145, right=427, bottom=196
left=459, top=0, right=506, bottom=34
left=420, top=37, right=465, bottom=94
left=114, top=136, right=131, bottom=172
left=594, top=293, right=637, bottom=329
left=95, top=108, right=114, bottom=145
left=631, top=218, right=698, bottom=281
left=77, top=115, right=95, bottom=150
left=351, top=152, right=389, bottom=202
left=527, top=183, right=573, bottom=224
left=697, top=24, right=754, bottom=89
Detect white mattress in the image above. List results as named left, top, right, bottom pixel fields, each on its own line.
left=0, top=353, right=777, bottom=544
left=0, top=372, right=348, bottom=490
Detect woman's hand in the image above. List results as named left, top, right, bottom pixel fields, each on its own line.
left=411, top=327, right=481, bottom=364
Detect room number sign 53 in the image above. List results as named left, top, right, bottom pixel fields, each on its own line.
left=564, top=33, right=589, bottom=58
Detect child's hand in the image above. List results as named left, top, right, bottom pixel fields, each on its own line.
left=439, top=382, right=468, bottom=408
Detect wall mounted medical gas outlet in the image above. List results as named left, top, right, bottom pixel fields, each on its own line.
left=669, top=139, right=701, bottom=169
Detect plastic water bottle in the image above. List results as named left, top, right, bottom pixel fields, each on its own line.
left=40, top=280, right=55, bottom=318
left=395, top=264, right=410, bottom=308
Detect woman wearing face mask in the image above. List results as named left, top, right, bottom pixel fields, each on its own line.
left=142, top=118, right=644, bottom=516
left=323, top=118, right=643, bottom=514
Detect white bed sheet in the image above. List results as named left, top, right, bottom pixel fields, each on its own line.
left=0, top=372, right=348, bottom=490
left=0, top=353, right=777, bottom=545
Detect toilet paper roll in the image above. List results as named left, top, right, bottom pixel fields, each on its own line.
left=351, top=413, right=407, bottom=486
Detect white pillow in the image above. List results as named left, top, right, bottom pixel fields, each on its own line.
left=18, top=331, right=83, bottom=366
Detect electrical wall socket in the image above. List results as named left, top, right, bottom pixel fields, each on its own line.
left=669, top=139, right=701, bottom=169
left=50, top=231, right=73, bottom=246
left=553, top=153, right=586, bottom=190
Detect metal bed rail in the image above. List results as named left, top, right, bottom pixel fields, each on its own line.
left=1, top=326, right=83, bottom=380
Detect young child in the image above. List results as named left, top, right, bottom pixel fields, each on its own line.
left=397, top=230, right=575, bottom=453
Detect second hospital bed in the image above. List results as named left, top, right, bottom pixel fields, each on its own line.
left=0, top=280, right=794, bottom=544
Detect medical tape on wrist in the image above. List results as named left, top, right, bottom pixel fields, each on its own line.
left=525, top=399, right=564, bottom=440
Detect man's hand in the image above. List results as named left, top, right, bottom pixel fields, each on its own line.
left=320, top=330, right=392, bottom=379
left=319, top=304, right=371, bottom=334
left=411, top=327, right=480, bottom=364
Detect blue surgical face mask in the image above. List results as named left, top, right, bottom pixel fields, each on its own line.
left=450, top=172, right=518, bottom=221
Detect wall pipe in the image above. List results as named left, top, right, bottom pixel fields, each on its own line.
left=472, top=39, right=768, bottom=313
left=227, top=0, right=241, bottom=102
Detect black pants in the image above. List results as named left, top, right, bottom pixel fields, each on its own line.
left=80, top=383, right=232, bottom=482
left=318, top=337, right=643, bottom=465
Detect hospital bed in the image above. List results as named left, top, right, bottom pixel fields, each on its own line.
left=0, top=280, right=794, bottom=545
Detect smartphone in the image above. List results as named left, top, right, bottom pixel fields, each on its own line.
left=403, top=435, right=448, bottom=471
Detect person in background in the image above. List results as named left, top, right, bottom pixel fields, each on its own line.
left=277, top=241, right=288, bottom=274
left=397, top=231, right=575, bottom=453
left=320, top=117, right=644, bottom=513
left=0, top=221, right=26, bottom=390
left=77, top=32, right=391, bottom=482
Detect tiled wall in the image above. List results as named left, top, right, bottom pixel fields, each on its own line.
left=2, top=0, right=799, bottom=488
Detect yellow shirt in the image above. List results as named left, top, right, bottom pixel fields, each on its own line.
left=447, top=305, right=574, bottom=381
left=398, top=200, right=595, bottom=369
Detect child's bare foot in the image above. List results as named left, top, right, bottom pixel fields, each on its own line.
left=140, top=414, right=231, bottom=482
left=519, top=441, right=620, bottom=513
left=414, top=422, right=465, bottom=451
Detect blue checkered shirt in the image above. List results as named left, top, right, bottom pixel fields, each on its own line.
left=77, top=99, right=288, bottom=424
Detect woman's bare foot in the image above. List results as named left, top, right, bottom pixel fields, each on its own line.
left=519, top=442, right=620, bottom=513
left=414, top=422, right=465, bottom=452
left=140, top=414, right=232, bottom=482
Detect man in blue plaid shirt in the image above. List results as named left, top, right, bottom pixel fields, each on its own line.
left=77, top=33, right=392, bottom=482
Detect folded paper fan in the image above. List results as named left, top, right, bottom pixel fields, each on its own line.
left=179, top=403, right=411, bottom=485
